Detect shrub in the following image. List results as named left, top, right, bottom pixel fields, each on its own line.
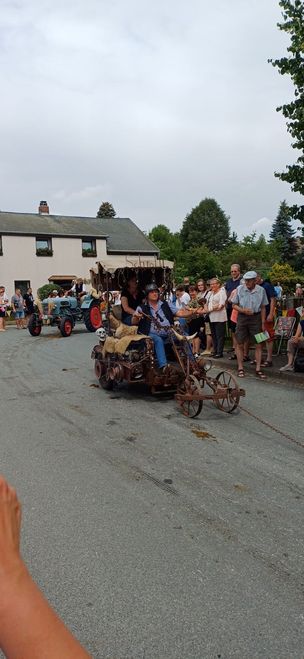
left=37, top=284, right=59, bottom=300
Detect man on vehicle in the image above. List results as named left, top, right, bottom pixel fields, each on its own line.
left=225, top=264, right=242, bottom=358
left=255, top=273, right=276, bottom=367
left=133, top=283, right=205, bottom=371
left=232, top=271, right=268, bottom=379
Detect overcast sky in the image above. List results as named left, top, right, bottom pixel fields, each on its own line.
left=0, top=0, right=301, bottom=238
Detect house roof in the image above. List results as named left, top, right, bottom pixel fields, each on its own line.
left=0, top=212, right=159, bottom=254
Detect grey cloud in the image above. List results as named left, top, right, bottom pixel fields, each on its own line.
left=0, top=0, right=301, bottom=236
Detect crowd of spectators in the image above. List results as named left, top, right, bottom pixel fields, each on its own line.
left=125, top=266, right=303, bottom=377
left=1, top=270, right=303, bottom=374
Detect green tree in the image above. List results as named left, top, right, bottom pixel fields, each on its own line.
left=268, top=262, right=298, bottom=292
left=180, top=198, right=230, bottom=251
left=182, top=246, right=221, bottom=281
left=97, top=202, right=116, bottom=218
left=269, top=200, right=297, bottom=260
left=148, top=224, right=183, bottom=262
left=220, top=233, right=280, bottom=277
left=269, top=0, right=304, bottom=226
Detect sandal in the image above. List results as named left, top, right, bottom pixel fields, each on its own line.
left=256, top=370, right=266, bottom=380
left=237, top=369, right=245, bottom=378
left=250, top=359, right=256, bottom=365
left=229, top=354, right=237, bottom=360
left=261, top=360, right=273, bottom=367
left=243, top=356, right=250, bottom=362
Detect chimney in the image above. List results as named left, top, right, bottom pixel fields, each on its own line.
left=38, top=200, right=49, bottom=214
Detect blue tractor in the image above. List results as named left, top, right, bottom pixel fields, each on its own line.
left=28, top=294, right=102, bottom=337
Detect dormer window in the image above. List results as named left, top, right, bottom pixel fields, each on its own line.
left=82, top=239, right=96, bottom=257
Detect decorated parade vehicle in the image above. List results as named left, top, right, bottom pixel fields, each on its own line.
left=91, top=260, right=245, bottom=418
left=28, top=292, right=102, bottom=337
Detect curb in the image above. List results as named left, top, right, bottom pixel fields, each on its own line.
left=209, top=355, right=304, bottom=387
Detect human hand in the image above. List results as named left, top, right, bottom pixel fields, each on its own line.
left=244, top=308, right=254, bottom=315
left=266, top=314, right=273, bottom=322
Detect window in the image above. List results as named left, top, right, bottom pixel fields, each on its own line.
left=36, top=237, right=53, bottom=256
left=14, top=280, right=30, bottom=295
left=82, top=239, right=96, bottom=257
left=0, top=236, right=2, bottom=256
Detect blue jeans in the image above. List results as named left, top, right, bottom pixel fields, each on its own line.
left=149, top=332, right=168, bottom=368
left=149, top=331, right=194, bottom=368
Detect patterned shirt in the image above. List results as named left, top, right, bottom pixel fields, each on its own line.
left=233, top=284, right=268, bottom=313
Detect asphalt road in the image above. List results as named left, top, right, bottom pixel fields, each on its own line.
left=1, top=326, right=304, bottom=659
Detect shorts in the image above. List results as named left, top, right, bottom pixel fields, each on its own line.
left=14, top=310, right=25, bottom=319
left=0, top=310, right=5, bottom=318
left=264, top=319, right=275, bottom=342
left=235, top=312, right=262, bottom=344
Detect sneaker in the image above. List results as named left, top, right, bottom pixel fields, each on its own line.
left=201, top=350, right=212, bottom=355
left=279, top=364, right=294, bottom=372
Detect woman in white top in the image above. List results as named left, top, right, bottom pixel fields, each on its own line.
left=0, top=286, right=9, bottom=331
left=203, top=278, right=227, bottom=358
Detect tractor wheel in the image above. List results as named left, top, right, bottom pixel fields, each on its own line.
left=84, top=304, right=102, bottom=332
left=28, top=315, right=42, bottom=336
left=59, top=317, right=73, bottom=337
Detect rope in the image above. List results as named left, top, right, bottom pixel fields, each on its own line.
left=239, top=404, right=304, bottom=449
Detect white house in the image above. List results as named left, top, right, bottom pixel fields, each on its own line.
left=0, top=201, right=162, bottom=296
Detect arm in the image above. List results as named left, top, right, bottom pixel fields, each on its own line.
left=291, top=324, right=303, bottom=343
left=267, top=296, right=276, bottom=321
left=121, top=296, right=136, bottom=316
left=217, top=289, right=227, bottom=311
left=232, top=303, right=253, bottom=315
left=0, top=476, right=90, bottom=659
left=1, top=567, right=91, bottom=659
left=176, top=307, right=204, bottom=319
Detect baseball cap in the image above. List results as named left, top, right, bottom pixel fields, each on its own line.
left=243, top=271, right=257, bottom=280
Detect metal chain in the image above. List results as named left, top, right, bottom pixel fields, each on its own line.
left=239, top=404, right=304, bottom=449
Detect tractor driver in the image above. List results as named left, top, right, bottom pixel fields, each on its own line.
left=132, top=283, right=205, bottom=372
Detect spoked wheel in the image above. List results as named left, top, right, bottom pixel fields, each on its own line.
left=214, top=370, right=240, bottom=413
left=177, top=381, right=203, bottom=418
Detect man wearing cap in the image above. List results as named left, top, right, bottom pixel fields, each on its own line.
left=232, top=271, right=268, bottom=379
left=133, top=283, right=204, bottom=372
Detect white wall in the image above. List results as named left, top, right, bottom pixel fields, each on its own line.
left=0, top=235, right=107, bottom=296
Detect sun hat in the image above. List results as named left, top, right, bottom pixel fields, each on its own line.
left=243, top=271, right=257, bottom=280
